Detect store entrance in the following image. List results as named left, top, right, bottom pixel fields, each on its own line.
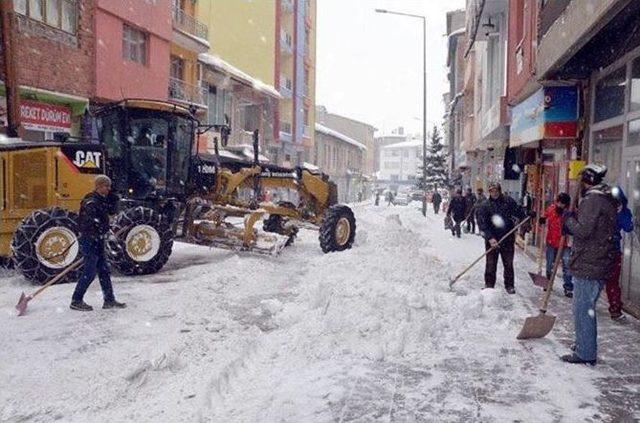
left=622, top=157, right=640, bottom=316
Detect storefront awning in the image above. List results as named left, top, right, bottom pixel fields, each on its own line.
left=0, top=83, right=89, bottom=116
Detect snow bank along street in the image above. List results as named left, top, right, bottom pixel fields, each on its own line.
left=2, top=202, right=640, bottom=422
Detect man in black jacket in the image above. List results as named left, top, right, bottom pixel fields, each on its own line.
left=476, top=182, right=527, bottom=293
left=70, top=175, right=126, bottom=311
left=464, top=187, right=478, bottom=234
left=432, top=189, right=442, bottom=214
left=447, top=188, right=466, bottom=238
left=561, top=164, right=617, bottom=365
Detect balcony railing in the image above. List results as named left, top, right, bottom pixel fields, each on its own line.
left=169, top=77, right=207, bottom=106
left=172, top=7, right=208, bottom=40
left=280, top=32, right=293, bottom=54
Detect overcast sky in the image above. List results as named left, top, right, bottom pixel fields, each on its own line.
left=316, top=0, right=466, bottom=136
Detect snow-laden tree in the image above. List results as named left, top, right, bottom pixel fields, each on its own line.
left=415, top=125, right=449, bottom=190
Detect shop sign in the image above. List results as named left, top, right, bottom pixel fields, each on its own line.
left=510, top=87, right=578, bottom=148
left=20, top=100, right=72, bottom=133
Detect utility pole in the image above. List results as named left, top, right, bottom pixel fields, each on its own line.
left=1, top=0, right=20, bottom=137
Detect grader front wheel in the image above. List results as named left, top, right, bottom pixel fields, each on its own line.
left=319, top=205, right=356, bottom=253
left=11, top=207, right=82, bottom=284
left=107, top=207, right=174, bottom=276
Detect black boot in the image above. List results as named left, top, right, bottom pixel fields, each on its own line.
left=103, top=300, right=127, bottom=309
left=560, top=353, right=596, bottom=366
left=564, top=288, right=573, bottom=298
left=70, top=301, right=93, bottom=311
left=506, top=287, right=516, bottom=295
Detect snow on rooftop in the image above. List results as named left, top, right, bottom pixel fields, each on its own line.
left=315, top=123, right=367, bottom=150
left=448, top=27, right=466, bottom=38
left=199, top=53, right=282, bottom=99
left=383, top=138, right=424, bottom=149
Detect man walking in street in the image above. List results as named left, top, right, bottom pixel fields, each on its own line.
left=476, top=182, right=527, bottom=294
left=605, top=186, right=634, bottom=320
left=540, top=192, right=574, bottom=297
left=561, top=164, right=617, bottom=365
left=464, top=187, right=477, bottom=234
left=70, top=175, right=126, bottom=311
left=447, top=188, right=466, bottom=238
left=432, top=188, right=442, bottom=214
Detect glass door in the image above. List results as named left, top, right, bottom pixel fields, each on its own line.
left=622, top=158, right=640, bottom=311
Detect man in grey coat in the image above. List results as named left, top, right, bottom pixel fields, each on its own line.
left=562, top=164, right=618, bottom=365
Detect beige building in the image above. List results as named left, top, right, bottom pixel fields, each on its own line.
left=315, top=106, right=376, bottom=176
left=315, top=123, right=367, bottom=202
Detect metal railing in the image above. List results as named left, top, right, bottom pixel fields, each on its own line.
left=172, top=7, right=209, bottom=40
left=168, top=77, right=207, bottom=106
left=281, top=0, right=294, bottom=12
left=280, top=31, right=293, bottom=54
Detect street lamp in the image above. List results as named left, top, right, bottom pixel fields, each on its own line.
left=375, top=8, right=428, bottom=217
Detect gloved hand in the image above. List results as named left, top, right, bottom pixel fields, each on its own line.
left=562, top=210, right=576, bottom=220
left=489, top=238, right=499, bottom=249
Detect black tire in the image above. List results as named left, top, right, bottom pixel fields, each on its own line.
left=319, top=204, right=356, bottom=253
left=263, top=214, right=297, bottom=246
left=11, top=207, right=82, bottom=284
left=107, top=206, right=173, bottom=276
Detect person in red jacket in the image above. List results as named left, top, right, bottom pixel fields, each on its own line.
left=540, top=192, right=573, bottom=297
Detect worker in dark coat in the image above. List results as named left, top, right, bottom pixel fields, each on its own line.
left=561, top=164, right=618, bottom=365
left=447, top=188, right=466, bottom=238
left=476, top=182, right=527, bottom=294
left=70, top=175, right=126, bottom=311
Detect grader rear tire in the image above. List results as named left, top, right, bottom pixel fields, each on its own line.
left=319, top=205, right=356, bottom=253
left=11, top=207, right=82, bottom=284
left=107, top=206, right=173, bottom=276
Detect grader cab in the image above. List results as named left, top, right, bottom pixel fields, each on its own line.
left=1, top=100, right=356, bottom=285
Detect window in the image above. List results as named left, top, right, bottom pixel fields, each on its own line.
left=630, top=58, right=640, bottom=112
left=594, top=67, right=626, bottom=123
left=170, top=55, right=184, bottom=79
left=303, top=108, right=309, bottom=126
left=123, top=24, right=147, bottom=64
left=592, top=125, right=623, bottom=184
left=628, top=119, right=640, bottom=146
left=243, top=105, right=260, bottom=132
left=15, top=0, right=76, bottom=33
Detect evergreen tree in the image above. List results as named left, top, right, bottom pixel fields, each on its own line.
left=415, top=125, right=449, bottom=190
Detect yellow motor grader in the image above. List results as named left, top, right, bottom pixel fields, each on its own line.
left=0, top=100, right=356, bottom=284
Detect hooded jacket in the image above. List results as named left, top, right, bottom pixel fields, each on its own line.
left=564, top=184, right=618, bottom=280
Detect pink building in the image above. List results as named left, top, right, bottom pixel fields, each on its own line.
left=94, top=0, right=172, bottom=102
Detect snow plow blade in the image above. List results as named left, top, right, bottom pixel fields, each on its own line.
left=528, top=272, right=549, bottom=288
left=517, top=313, right=556, bottom=340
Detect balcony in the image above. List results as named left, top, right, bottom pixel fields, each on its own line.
left=168, top=77, right=207, bottom=107
left=172, top=7, right=210, bottom=53
left=281, top=0, right=294, bottom=13
left=280, top=121, right=293, bottom=142
left=280, top=32, right=293, bottom=55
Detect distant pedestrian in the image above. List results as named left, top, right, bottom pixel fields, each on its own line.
left=540, top=192, right=573, bottom=297
left=476, top=182, right=527, bottom=294
left=447, top=188, right=466, bottom=238
left=387, top=191, right=395, bottom=206
left=561, top=164, right=617, bottom=365
left=432, top=189, right=442, bottom=214
left=605, top=186, right=634, bottom=320
left=375, top=191, right=380, bottom=206
left=70, top=175, right=126, bottom=311
left=464, top=187, right=477, bottom=234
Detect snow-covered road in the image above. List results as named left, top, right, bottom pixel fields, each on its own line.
left=0, top=203, right=634, bottom=422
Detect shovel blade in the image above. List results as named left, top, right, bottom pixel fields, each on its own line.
left=517, top=313, right=556, bottom=340
left=15, top=292, right=31, bottom=317
left=528, top=272, right=549, bottom=288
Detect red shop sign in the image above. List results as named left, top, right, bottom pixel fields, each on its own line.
left=20, top=100, right=72, bottom=132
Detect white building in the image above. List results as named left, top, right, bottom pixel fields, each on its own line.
left=378, top=138, right=423, bottom=190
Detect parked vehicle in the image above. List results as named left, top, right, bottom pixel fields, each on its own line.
left=393, top=193, right=410, bottom=206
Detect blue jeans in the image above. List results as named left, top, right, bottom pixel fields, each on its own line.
left=545, top=245, right=573, bottom=291
left=71, top=238, right=115, bottom=303
left=573, top=277, right=605, bottom=361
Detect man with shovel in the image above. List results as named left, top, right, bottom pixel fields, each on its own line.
left=70, top=175, right=126, bottom=312
left=476, top=182, right=527, bottom=294
left=561, top=164, right=617, bottom=365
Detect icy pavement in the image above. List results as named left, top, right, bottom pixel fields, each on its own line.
left=1, top=202, right=640, bottom=422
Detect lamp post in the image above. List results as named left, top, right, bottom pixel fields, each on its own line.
left=375, top=8, right=427, bottom=217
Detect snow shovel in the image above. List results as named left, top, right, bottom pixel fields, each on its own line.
left=449, top=216, right=532, bottom=288
left=516, top=238, right=566, bottom=340
left=15, top=226, right=130, bottom=316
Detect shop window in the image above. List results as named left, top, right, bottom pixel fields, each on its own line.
left=123, top=24, right=147, bottom=65
left=629, top=119, right=640, bottom=146
left=594, top=67, right=626, bottom=123
left=630, top=58, right=640, bottom=112
left=592, top=125, right=623, bottom=184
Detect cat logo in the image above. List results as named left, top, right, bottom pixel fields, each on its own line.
left=73, top=151, right=102, bottom=169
